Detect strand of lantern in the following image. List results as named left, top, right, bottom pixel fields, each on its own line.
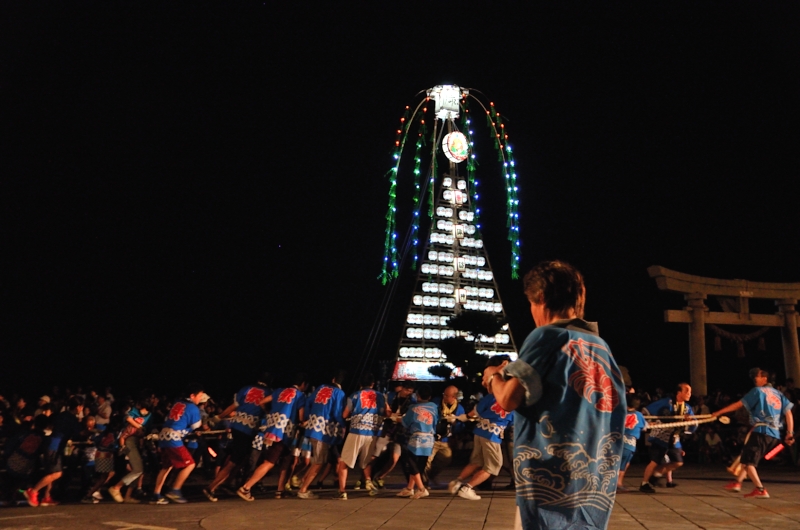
left=409, top=106, right=428, bottom=269
left=468, top=95, right=522, bottom=279
left=460, top=98, right=481, bottom=229
left=380, top=98, right=428, bottom=284
left=429, top=108, right=437, bottom=220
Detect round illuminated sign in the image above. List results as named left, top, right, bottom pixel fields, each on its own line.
left=442, top=132, right=469, bottom=163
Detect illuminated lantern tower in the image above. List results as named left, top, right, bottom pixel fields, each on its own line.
left=379, top=85, right=521, bottom=381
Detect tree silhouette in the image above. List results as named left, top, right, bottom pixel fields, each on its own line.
left=428, top=310, right=506, bottom=379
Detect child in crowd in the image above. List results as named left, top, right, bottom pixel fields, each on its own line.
left=618, top=395, right=647, bottom=493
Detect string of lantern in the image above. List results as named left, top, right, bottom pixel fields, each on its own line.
left=379, top=88, right=523, bottom=284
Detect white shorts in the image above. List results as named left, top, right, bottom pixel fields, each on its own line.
left=341, top=433, right=375, bottom=470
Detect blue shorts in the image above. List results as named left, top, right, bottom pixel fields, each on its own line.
left=620, top=448, right=636, bottom=469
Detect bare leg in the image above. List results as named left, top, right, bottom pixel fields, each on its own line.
left=170, top=463, right=196, bottom=491
left=207, top=460, right=236, bottom=492
left=457, top=463, right=482, bottom=482
left=32, top=472, right=62, bottom=494
left=466, top=470, right=492, bottom=489
left=242, top=461, right=275, bottom=491
left=337, top=461, right=349, bottom=492
left=745, top=465, right=763, bottom=489
left=317, top=463, right=332, bottom=486
left=153, top=468, right=172, bottom=495
left=298, top=463, right=323, bottom=494
left=641, top=461, right=658, bottom=483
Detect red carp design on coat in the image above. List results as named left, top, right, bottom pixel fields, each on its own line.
left=244, top=387, right=266, bottom=405
left=565, top=338, right=620, bottom=413
left=315, top=387, right=334, bottom=405
left=625, top=412, right=638, bottom=430
left=360, top=390, right=377, bottom=409
left=168, top=402, right=186, bottom=421
left=763, top=388, right=782, bottom=410
left=490, top=401, right=509, bottom=419
left=415, top=408, right=434, bottom=425
left=278, top=388, right=297, bottom=404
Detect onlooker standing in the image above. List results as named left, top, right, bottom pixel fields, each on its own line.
left=94, top=395, right=112, bottom=430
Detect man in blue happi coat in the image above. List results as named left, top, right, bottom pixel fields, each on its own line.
left=483, top=261, right=626, bottom=530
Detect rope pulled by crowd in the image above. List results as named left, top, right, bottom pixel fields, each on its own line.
left=644, top=415, right=730, bottom=430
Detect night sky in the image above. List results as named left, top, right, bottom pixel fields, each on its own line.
left=2, top=3, right=799, bottom=398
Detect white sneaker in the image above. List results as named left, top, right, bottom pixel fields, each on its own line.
left=448, top=480, right=463, bottom=495
left=297, top=491, right=319, bottom=500
left=396, top=488, right=415, bottom=497
left=365, top=479, right=376, bottom=491
left=458, top=486, right=481, bottom=501
left=92, top=491, right=103, bottom=501
left=411, top=488, right=429, bottom=499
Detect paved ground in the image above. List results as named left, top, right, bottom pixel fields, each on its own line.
left=1, top=464, right=799, bottom=529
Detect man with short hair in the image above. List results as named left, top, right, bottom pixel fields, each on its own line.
left=335, top=373, right=386, bottom=499
left=426, top=385, right=465, bottom=486
left=368, top=380, right=416, bottom=487
left=296, top=370, right=346, bottom=500
left=236, top=373, right=308, bottom=501
left=450, top=356, right=513, bottom=501
left=151, top=384, right=206, bottom=505
left=203, top=373, right=271, bottom=501
left=639, top=383, right=695, bottom=492
left=397, top=384, right=437, bottom=500
left=482, top=261, right=626, bottom=530
left=714, top=368, right=795, bottom=498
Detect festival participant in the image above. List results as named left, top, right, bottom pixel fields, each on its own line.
left=108, top=393, right=152, bottom=503
left=396, top=384, right=437, bottom=500
left=617, top=395, right=647, bottom=493
left=4, top=415, right=50, bottom=506
left=203, top=373, right=272, bottom=501
left=482, top=260, right=626, bottom=530
left=150, top=384, right=205, bottom=505
left=426, top=385, right=465, bottom=486
left=450, top=355, right=514, bottom=501
left=367, top=381, right=415, bottom=488
left=713, top=368, right=795, bottom=498
left=296, top=370, right=347, bottom=500
left=24, top=397, right=84, bottom=507
left=336, top=373, right=387, bottom=499
left=639, top=383, right=695, bottom=492
left=236, top=373, right=308, bottom=501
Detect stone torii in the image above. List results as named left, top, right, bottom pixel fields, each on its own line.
left=648, top=265, right=800, bottom=395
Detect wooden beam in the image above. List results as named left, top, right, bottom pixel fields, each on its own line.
left=648, top=265, right=800, bottom=300
left=664, top=310, right=786, bottom=327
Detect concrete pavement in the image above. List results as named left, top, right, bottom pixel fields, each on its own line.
left=0, top=464, right=798, bottom=529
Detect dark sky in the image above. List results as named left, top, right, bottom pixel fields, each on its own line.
left=2, top=2, right=799, bottom=398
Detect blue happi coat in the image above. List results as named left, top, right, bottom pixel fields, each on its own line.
left=505, top=319, right=626, bottom=530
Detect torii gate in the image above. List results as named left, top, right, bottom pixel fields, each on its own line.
left=648, top=265, right=800, bottom=395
